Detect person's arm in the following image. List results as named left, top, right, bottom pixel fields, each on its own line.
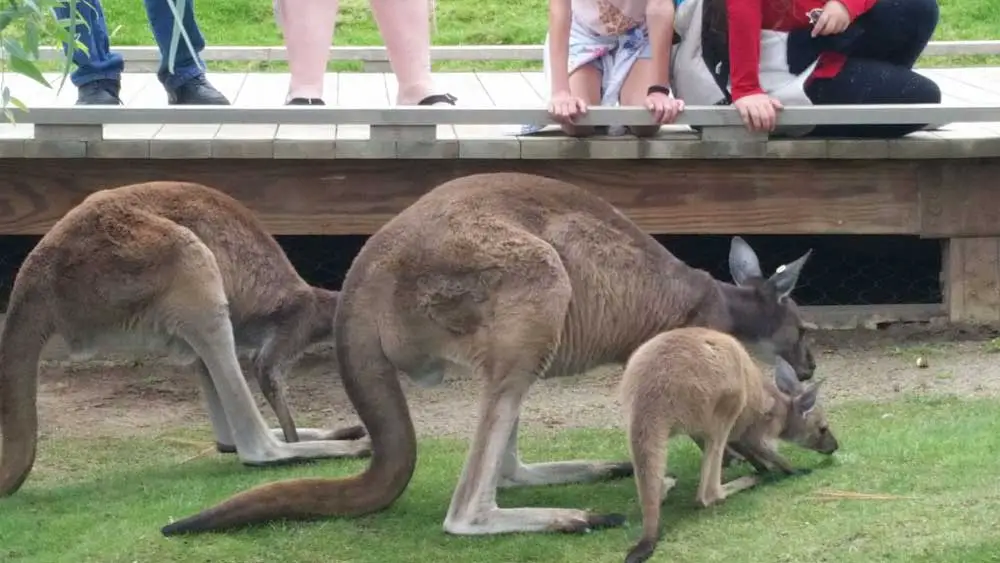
left=645, top=0, right=676, bottom=89
left=549, top=0, right=573, bottom=95
left=725, top=0, right=765, bottom=101
left=836, top=0, right=877, bottom=19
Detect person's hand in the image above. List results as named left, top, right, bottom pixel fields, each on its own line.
left=548, top=90, right=588, bottom=125
left=733, top=93, right=783, bottom=132
left=811, top=0, right=851, bottom=37
left=646, top=91, right=685, bottom=124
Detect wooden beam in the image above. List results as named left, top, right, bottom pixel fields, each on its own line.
left=919, top=160, right=1000, bottom=238
left=943, top=237, right=1000, bottom=324
left=8, top=103, right=1000, bottom=127
left=0, top=159, right=919, bottom=236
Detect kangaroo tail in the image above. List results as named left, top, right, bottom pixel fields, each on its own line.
left=0, top=284, right=54, bottom=497
left=161, top=288, right=416, bottom=536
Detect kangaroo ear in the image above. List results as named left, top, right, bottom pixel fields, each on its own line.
left=795, top=380, right=822, bottom=415
left=729, top=236, right=763, bottom=287
left=774, top=357, right=799, bottom=396
left=767, top=249, right=812, bottom=300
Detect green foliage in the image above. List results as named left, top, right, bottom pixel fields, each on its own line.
left=2, top=396, right=1000, bottom=562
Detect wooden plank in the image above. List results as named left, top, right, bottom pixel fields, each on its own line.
left=918, top=160, right=1000, bottom=237
left=0, top=158, right=920, bottom=235
left=215, top=73, right=282, bottom=147
left=14, top=101, right=998, bottom=128
left=801, top=303, right=945, bottom=330
left=477, top=72, right=544, bottom=107
left=522, top=72, right=547, bottom=101
left=151, top=73, right=247, bottom=158
left=936, top=67, right=1000, bottom=99
left=384, top=73, right=455, bottom=141
left=336, top=73, right=389, bottom=140
left=435, top=72, right=513, bottom=139
left=276, top=73, right=338, bottom=141
left=944, top=237, right=1000, bottom=324
left=919, top=68, right=1000, bottom=106
left=103, top=73, right=162, bottom=140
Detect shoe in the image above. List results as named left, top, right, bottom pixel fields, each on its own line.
left=76, top=79, right=122, bottom=105
left=417, top=93, right=457, bottom=106
left=167, top=74, right=230, bottom=105
left=286, top=97, right=325, bottom=105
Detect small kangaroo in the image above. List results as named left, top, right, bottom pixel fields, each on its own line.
left=0, top=181, right=370, bottom=498
left=161, top=172, right=819, bottom=538
left=620, top=327, right=838, bottom=563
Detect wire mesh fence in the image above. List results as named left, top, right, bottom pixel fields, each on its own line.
left=0, top=234, right=943, bottom=309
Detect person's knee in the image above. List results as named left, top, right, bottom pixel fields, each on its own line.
left=908, top=74, right=942, bottom=104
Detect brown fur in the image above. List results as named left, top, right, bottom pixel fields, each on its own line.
left=160, top=172, right=816, bottom=537
left=0, top=181, right=369, bottom=498
left=620, top=327, right=837, bottom=563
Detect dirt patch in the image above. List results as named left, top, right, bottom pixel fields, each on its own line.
left=32, top=324, right=1000, bottom=443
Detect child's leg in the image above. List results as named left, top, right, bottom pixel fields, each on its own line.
left=620, top=56, right=659, bottom=138
left=805, top=57, right=941, bottom=138
left=369, top=0, right=453, bottom=105
left=275, top=0, right=337, bottom=103
left=560, top=63, right=602, bottom=137
left=850, top=0, right=939, bottom=68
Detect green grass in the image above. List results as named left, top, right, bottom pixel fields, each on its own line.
left=47, top=0, right=1000, bottom=72
left=3, top=395, right=1000, bottom=562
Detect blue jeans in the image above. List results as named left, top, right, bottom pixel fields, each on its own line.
left=55, top=0, right=207, bottom=90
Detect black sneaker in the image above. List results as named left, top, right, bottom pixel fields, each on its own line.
left=76, top=78, right=122, bottom=105
left=286, top=97, right=325, bottom=105
left=167, top=74, right=230, bottom=105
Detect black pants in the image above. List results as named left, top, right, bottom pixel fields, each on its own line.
left=803, top=0, right=942, bottom=138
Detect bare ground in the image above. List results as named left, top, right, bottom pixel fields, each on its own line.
left=31, top=323, right=1000, bottom=444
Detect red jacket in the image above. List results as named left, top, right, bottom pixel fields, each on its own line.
left=725, top=0, right=878, bottom=100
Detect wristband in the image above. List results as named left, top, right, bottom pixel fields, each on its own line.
left=647, top=84, right=672, bottom=97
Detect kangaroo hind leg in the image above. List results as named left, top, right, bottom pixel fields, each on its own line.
left=498, top=415, right=634, bottom=488
left=165, top=241, right=370, bottom=465
left=441, top=245, right=625, bottom=536
left=624, top=408, right=673, bottom=563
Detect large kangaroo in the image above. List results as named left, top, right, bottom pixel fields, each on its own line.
left=161, top=172, right=816, bottom=537
left=0, top=181, right=370, bottom=498
left=619, top=327, right=838, bottom=563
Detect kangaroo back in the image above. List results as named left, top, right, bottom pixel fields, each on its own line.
left=0, top=268, right=55, bottom=496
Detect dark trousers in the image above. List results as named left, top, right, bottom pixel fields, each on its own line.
left=801, top=0, right=942, bottom=138
left=55, top=0, right=207, bottom=90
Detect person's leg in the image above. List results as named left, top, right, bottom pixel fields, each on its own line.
left=850, top=0, right=939, bottom=68
left=618, top=38, right=660, bottom=137
left=562, top=63, right=602, bottom=137
left=143, top=0, right=229, bottom=104
left=274, top=0, right=338, bottom=105
left=54, top=0, right=124, bottom=104
left=805, top=57, right=941, bottom=138
left=368, top=0, right=456, bottom=106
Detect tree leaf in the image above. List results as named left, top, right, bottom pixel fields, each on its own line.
left=8, top=55, right=51, bottom=88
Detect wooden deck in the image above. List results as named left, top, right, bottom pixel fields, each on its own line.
left=1, top=67, right=999, bottom=159
left=2, top=65, right=1000, bottom=324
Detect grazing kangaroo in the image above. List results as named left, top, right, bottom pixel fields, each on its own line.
left=160, top=172, right=816, bottom=537
left=0, top=181, right=370, bottom=498
left=619, top=327, right=838, bottom=563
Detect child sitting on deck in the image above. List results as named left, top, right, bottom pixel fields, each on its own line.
left=525, top=0, right=686, bottom=137
left=703, top=0, right=942, bottom=137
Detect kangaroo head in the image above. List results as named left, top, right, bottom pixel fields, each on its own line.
left=306, top=287, right=340, bottom=345
left=772, top=357, right=838, bottom=455
left=727, top=236, right=816, bottom=381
